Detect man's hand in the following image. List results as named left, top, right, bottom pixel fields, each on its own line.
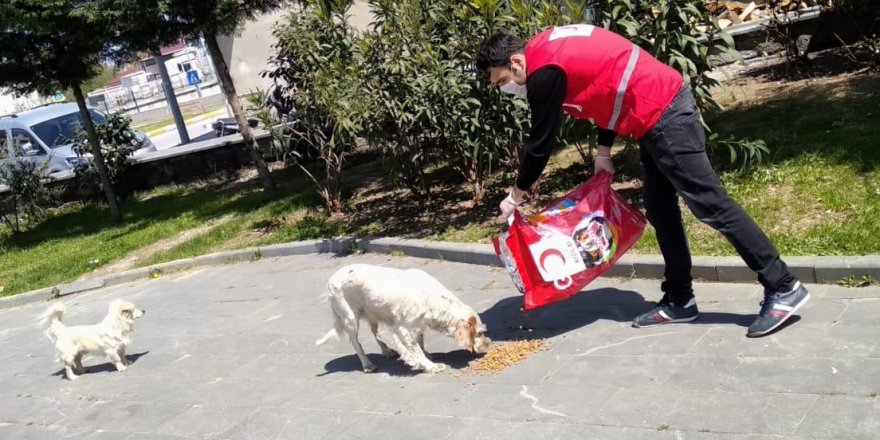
left=496, top=186, right=526, bottom=223
left=594, top=145, right=614, bottom=176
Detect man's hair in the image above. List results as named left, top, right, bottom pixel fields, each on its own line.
left=476, top=32, right=525, bottom=79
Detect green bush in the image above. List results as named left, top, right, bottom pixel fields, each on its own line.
left=71, top=113, right=142, bottom=198
left=359, top=0, right=529, bottom=202
left=268, top=0, right=364, bottom=213
left=0, top=160, right=55, bottom=233
left=266, top=0, right=753, bottom=209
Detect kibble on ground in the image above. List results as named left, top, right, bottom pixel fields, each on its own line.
left=470, top=339, right=545, bottom=373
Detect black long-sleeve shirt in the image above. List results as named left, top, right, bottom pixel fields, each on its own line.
left=515, top=66, right=616, bottom=191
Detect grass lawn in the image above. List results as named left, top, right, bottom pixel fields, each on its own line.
left=1, top=62, right=877, bottom=297
left=637, top=71, right=880, bottom=256
left=0, top=168, right=336, bottom=298
left=369, top=68, right=880, bottom=257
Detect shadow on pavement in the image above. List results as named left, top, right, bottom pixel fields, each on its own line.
left=52, top=351, right=150, bottom=379
left=173, top=131, right=217, bottom=147
left=479, top=287, right=765, bottom=341
left=315, top=288, right=804, bottom=376
left=319, top=349, right=475, bottom=377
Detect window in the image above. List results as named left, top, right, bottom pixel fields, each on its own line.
left=177, top=62, right=192, bottom=72
left=11, top=129, right=45, bottom=156
left=30, top=109, right=107, bottom=148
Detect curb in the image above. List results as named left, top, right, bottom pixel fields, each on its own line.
left=354, top=238, right=880, bottom=284
left=2, top=237, right=878, bottom=310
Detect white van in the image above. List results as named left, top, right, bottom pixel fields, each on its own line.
left=0, top=103, right=156, bottom=175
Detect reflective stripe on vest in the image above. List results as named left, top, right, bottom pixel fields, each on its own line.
left=607, top=43, right=640, bottom=131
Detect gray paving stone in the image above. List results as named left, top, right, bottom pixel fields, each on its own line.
left=67, top=400, right=189, bottom=433
left=1, top=254, right=879, bottom=439
left=676, top=431, right=809, bottom=439
left=795, top=395, right=880, bottom=439
left=0, top=423, right=94, bottom=440
left=719, top=357, right=880, bottom=396
left=685, top=324, right=875, bottom=359
left=80, top=431, right=202, bottom=440
left=832, top=298, right=880, bottom=326
left=543, top=355, right=678, bottom=389
left=598, top=386, right=817, bottom=435
left=155, top=404, right=284, bottom=438
left=318, top=412, right=481, bottom=440
left=663, top=355, right=743, bottom=390
left=810, top=283, right=880, bottom=300
left=666, top=389, right=817, bottom=435
left=555, top=326, right=710, bottom=357
left=268, top=409, right=352, bottom=440
left=592, top=386, right=674, bottom=429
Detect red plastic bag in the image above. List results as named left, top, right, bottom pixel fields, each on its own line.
left=493, top=172, right=647, bottom=310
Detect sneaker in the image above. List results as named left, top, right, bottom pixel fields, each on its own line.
left=746, top=282, right=810, bottom=338
left=632, top=295, right=699, bottom=328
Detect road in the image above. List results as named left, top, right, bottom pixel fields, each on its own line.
left=150, top=108, right=230, bottom=150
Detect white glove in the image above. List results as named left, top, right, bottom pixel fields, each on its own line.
left=594, top=154, right=614, bottom=175
left=496, top=192, right=523, bottom=224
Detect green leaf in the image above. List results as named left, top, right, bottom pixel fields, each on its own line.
left=719, top=31, right=735, bottom=49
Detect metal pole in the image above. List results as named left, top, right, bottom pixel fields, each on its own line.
left=129, top=89, right=140, bottom=112
left=153, top=51, right=190, bottom=144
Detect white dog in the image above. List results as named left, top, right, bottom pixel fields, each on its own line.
left=43, top=300, right=145, bottom=380
left=316, top=264, right=492, bottom=373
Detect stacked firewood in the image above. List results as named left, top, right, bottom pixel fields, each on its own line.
left=703, top=0, right=829, bottom=29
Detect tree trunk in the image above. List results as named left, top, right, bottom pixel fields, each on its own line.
left=469, top=162, right=485, bottom=204
left=72, top=84, right=122, bottom=224
left=204, top=34, right=276, bottom=195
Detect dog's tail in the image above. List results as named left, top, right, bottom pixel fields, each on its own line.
left=315, top=281, right=350, bottom=346
left=315, top=327, right=340, bottom=346
left=315, top=303, right=345, bottom=346
left=42, top=302, right=65, bottom=342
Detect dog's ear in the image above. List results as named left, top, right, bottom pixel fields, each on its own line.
left=454, top=318, right=475, bottom=353
left=118, top=305, right=133, bottom=320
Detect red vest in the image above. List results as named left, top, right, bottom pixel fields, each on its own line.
left=525, top=25, right=684, bottom=139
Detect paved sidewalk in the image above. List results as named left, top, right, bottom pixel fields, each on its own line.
left=1, top=253, right=878, bottom=439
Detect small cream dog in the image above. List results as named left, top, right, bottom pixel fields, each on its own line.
left=43, top=300, right=145, bottom=380
left=317, top=264, right=492, bottom=373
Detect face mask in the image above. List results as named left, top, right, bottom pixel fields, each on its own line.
left=500, top=80, right=527, bottom=97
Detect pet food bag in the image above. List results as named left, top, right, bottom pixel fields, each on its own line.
left=492, top=171, right=647, bottom=310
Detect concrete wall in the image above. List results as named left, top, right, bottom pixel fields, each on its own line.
left=215, top=2, right=373, bottom=95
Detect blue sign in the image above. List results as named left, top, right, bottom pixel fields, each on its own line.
left=186, top=70, right=201, bottom=86
left=53, top=91, right=65, bottom=102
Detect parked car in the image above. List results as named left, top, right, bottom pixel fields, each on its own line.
left=0, top=103, right=157, bottom=175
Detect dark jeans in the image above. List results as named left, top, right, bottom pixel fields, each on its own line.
left=638, top=85, right=797, bottom=303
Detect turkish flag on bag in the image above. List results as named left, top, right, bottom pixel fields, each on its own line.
left=493, top=172, right=647, bottom=310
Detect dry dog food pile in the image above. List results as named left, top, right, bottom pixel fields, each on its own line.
left=470, top=339, right=545, bottom=373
